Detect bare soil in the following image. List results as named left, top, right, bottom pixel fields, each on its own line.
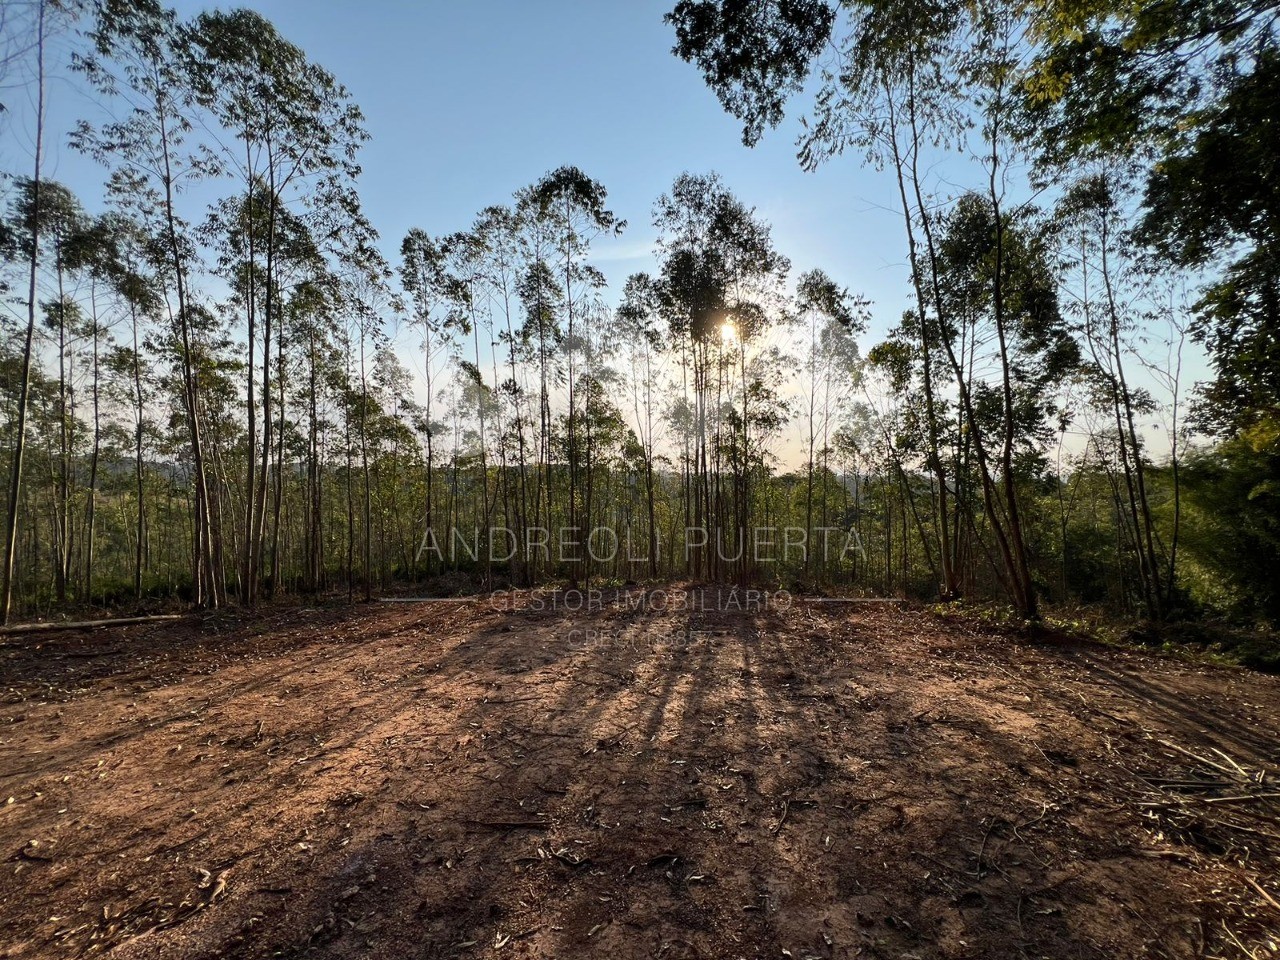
left=2, top=586, right=1278, bottom=959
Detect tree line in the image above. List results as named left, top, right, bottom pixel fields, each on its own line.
left=666, top=0, right=1279, bottom=623
left=1, top=0, right=1276, bottom=626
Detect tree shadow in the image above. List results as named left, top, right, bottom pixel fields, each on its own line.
left=2, top=590, right=1270, bottom=958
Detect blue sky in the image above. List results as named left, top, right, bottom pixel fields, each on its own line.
left=24, top=0, right=911, bottom=338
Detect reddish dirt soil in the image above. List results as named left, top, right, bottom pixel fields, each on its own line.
left=2, top=587, right=1279, bottom=959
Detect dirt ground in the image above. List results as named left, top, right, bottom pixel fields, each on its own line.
left=2, top=586, right=1279, bottom=960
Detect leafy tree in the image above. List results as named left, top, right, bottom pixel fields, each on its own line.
left=1026, top=0, right=1279, bottom=434
left=0, top=0, right=51, bottom=624
left=96, top=213, right=161, bottom=599
left=617, top=273, right=668, bottom=577
left=797, top=268, right=866, bottom=576
left=1136, top=51, right=1280, bottom=435
left=190, top=7, right=368, bottom=605
left=73, top=0, right=225, bottom=607
left=1178, top=423, right=1280, bottom=623
left=400, top=229, right=455, bottom=576
left=934, top=192, right=1079, bottom=616
left=667, top=0, right=836, bottom=147
left=526, top=166, right=621, bottom=583
left=7, top=179, right=88, bottom=603
left=648, top=171, right=790, bottom=579
left=1057, top=173, right=1173, bottom=617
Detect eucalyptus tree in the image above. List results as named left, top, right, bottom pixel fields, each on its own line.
left=648, top=172, right=790, bottom=578
left=436, top=228, right=498, bottom=582
left=265, top=226, right=334, bottom=593
left=63, top=212, right=126, bottom=602
left=7, top=179, right=88, bottom=602
left=512, top=196, right=565, bottom=556
left=0, top=0, right=84, bottom=623
left=1057, top=174, right=1170, bottom=617
left=73, top=0, right=224, bottom=607
left=958, top=0, right=1063, bottom=615
left=367, top=345, right=419, bottom=585
left=1, top=209, right=40, bottom=624
left=796, top=269, right=866, bottom=575
left=189, top=8, right=368, bottom=605
left=50, top=192, right=91, bottom=604
left=819, top=1, right=971, bottom=598
left=98, top=213, right=161, bottom=599
left=575, top=296, right=622, bottom=585
left=526, top=167, right=621, bottom=581
left=723, top=333, right=797, bottom=551
left=471, top=205, right=533, bottom=581
left=204, top=190, right=329, bottom=597
left=574, top=367, right=630, bottom=578
left=862, top=325, right=955, bottom=592
left=41, top=295, right=84, bottom=600
left=400, top=229, right=454, bottom=576
left=934, top=193, right=1079, bottom=615
left=280, top=277, right=333, bottom=593
left=337, top=224, right=395, bottom=601
left=617, top=273, right=668, bottom=576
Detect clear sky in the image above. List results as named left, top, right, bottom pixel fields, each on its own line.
left=25, top=0, right=911, bottom=339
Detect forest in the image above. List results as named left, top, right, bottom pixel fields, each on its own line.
left=1, top=2, right=1279, bottom=958
left=0, top=0, right=1275, bottom=638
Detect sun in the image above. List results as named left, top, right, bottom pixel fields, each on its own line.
left=720, top=320, right=737, bottom=343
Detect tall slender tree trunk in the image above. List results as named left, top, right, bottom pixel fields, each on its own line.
left=358, top=328, right=372, bottom=602
left=1100, top=226, right=1162, bottom=617
left=130, top=299, right=146, bottom=599
left=306, top=330, right=322, bottom=591
left=1, top=0, right=46, bottom=625
left=887, top=75, right=957, bottom=599
left=85, top=284, right=103, bottom=602
left=54, top=239, right=71, bottom=603
left=987, top=123, right=1038, bottom=619
left=469, top=283, right=492, bottom=589
left=561, top=206, right=579, bottom=585
left=270, top=301, right=287, bottom=594
left=159, top=101, right=220, bottom=608
left=805, top=316, right=817, bottom=575
left=241, top=159, right=258, bottom=604
left=502, top=289, right=530, bottom=585
left=643, top=349, right=658, bottom=577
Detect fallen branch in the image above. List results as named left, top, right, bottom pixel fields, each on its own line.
left=0, top=614, right=186, bottom=636
left=1138, top=741, right=1280, bottom=857
left=1244, top=875, right=1280, bottom=915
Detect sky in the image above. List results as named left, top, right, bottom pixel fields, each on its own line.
left=20, top=0, right=911, bottom=334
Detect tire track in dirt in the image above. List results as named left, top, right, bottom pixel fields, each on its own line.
left=1, top=589, right=1278, bottom=959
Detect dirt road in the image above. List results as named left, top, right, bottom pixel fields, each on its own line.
left=2, top=588, right=1278, bottom=959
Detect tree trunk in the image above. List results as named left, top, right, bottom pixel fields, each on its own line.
left=1, top=0, right=45, bottom=625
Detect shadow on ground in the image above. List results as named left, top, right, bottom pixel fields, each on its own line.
left=1, top=587, right=1278, bottom=959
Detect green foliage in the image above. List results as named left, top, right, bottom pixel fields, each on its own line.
left=1176, top=421, right=1280, bottom=622
left=1026, top=0, right=1280, bottom=434
left=665, top=0, right=835, bottom=146
left=5, top=0, right=1280, bottom=664
left=1138, top=50, right=1280, bottom=435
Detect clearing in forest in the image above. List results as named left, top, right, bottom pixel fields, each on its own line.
left=1, top=587, right=1278, bottom=959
